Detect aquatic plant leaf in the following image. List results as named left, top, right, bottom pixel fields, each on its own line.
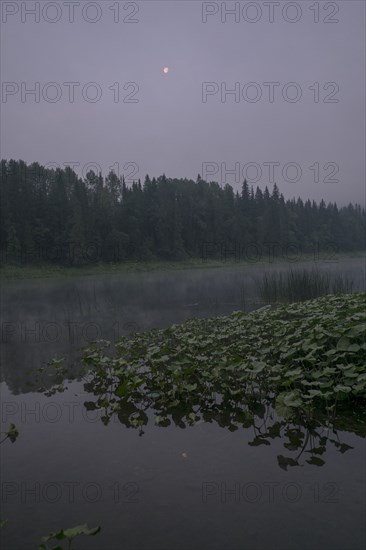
left=6, top=424, right=18, bottom=443
left=306, top=456, right=325, bottom=467
left=115, top=381, right=129, bottom=397
left=248, top=437, right=270, bottom=447
left=76, top=293, right=366, bottom=466
left=277, top=455, right=298, bottom=471
left=334, top=442, right=354, bottom=453
left=337, top=337, right=351, bottom=351
left=334, top=385, right=352, bottom=394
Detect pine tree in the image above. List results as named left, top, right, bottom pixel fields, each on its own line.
left=0, top=159, right=365, bottom=264
left=6, top=223, right=21, bottom=264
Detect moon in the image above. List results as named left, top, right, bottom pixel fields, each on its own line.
left=163, top=67, right=169, bottom=74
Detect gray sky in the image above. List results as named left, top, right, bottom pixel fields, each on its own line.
left=1, top=0, right=365, bottom=205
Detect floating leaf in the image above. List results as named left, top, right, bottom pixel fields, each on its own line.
left=337, top=337, right=351, bottom=351
left=41, top=524, right=101, bottom=544
left=248, top=437, right=270, bottom=447
left=277, top=455, right=298, bottom=471
left=306, top=456, right=325, bottom=467
left=115, top=381, right=129, bottom=397
left=334, top=385, right=352, bottom=394
left=6, top=424, right=18, bottom=443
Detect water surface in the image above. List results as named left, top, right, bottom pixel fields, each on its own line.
left=1, top=258, right=365, bottom=549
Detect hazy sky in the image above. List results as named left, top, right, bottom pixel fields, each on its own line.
left=1, top=0, right=365, bottom=205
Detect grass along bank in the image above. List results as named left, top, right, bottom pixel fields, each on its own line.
left=0, top=251, right=365, bottom=280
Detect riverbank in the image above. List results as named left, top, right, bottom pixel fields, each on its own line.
left=1, top=251, right=365, bottom=280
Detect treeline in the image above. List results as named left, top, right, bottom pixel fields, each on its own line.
left=0, top=159, right=365, bottom=265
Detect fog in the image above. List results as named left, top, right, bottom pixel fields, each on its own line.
left=1, top=1, right=365, bottom=205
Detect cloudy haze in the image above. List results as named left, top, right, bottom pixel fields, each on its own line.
left=1, top=0, right=365, bottom=205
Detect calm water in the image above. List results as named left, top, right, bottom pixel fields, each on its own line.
left=1, top=258, right=365, bottom=549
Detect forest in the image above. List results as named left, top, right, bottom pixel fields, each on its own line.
left=1, top=159, right=365, bottom=266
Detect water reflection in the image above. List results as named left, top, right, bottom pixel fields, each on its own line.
left=29, top=362, right=366, bottom=471
left=1, top=378, right=365, bottom=550
left=1, top=260, right=365, bottom=550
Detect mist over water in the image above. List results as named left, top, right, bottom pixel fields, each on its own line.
left=1, top=258, right=365, bottom=392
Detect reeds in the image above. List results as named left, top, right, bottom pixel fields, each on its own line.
left=257, top=269, right=354, bottom=303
